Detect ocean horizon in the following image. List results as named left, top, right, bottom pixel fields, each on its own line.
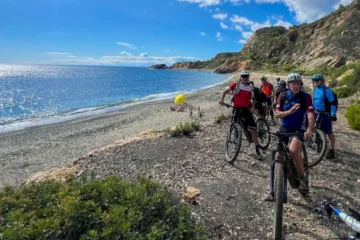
left=0, top=64, right=230, bottom=133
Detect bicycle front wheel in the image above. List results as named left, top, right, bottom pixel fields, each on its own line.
left=273, top=159, right=285, bottom=240
left=255, top=117, right=271, bottom=150
left=301, top=144, right=309, bottom=183
left=225, top=123, right=242, bottom=164
left=305, top=128, right=327, bottom=168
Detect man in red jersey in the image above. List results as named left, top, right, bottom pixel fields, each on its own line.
left=219, top=70, right=263, bottom=160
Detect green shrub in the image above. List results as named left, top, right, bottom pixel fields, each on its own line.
left=215, top=113, right=230, bottom=124
left=0, top=176, right=208, bottom=240
left=345, top=104, right=360, bottom=130
left=167, top=121, right=201, bottom=137
left=334, top=86, right=357, bottom=98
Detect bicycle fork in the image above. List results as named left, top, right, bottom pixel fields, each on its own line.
left=270, top=151, right=288, bottom=203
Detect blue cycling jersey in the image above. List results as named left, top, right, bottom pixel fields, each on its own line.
left=313, top=84, right=337, bottom=115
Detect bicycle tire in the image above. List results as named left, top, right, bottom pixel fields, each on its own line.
left=273, top=158, right=285, bottom=240
left=255, top=117, right=271, bottom=150
left=301, top=144, right=309, bottom=183
left=225, top=123, right=242, bottom=164
left=306, top=128, right=327, bottom=168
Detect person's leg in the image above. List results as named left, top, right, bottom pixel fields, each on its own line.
left=266, top=96, right=274, bottom=120
left=322, top=116, right=336, bottom=159
left=290, top=137, right=309, bottom=195
left=243, top=110, right=263, bottom=160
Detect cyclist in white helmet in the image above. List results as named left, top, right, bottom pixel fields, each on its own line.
left=265, top=73, right=315, bottom=200
left=219, top=70, right=263, bottom=160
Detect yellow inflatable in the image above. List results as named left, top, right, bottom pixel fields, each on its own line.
left=174, top=94, right=186, bottom=105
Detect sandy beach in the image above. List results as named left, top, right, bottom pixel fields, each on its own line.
left=0, top=71, right=293, bottom=188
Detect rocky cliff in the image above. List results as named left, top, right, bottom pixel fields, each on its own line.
left=171, top=0, right=360, bottom=73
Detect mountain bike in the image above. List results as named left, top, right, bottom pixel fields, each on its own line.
left=305, top=110, right=328, bottom=168
left=222, top=103, right=271, bottom=163
left=254, top=127, right=309, bottom=240
left=315, top=200, right=360, bottom=239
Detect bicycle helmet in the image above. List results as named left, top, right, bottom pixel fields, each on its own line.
left=276, top=77, right=280, bottom=81
left=279, top=79, right=286, bottom=87
left=261, top=76, right=267, bottom=82
left=248, top=81, right=254, bottom=85
left=240, top=69, right=249, bottom=76
left=287, top=73, right=302, bottom=83
left=311, top=73, right=324, bottom=81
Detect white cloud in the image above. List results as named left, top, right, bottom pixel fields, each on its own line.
left=67, top=55, right=77, bottom=58
left=230, top=15, right=253, bottom=25
left=254, top=0, right=353, bottom=23
left=178, top=0, right=220, bottom=7
left=226, top=0, right=251, bottom=4
left=212, top=13, right=227, bottom=20
left=47, top=55, right=200, bottom=66
left=140, top=53, right=148, bottom=57
left=239, top=39, right=247, bottom=44
left=242, top=31, right=253, bottom=39
left=250, top=20, right=271, bottom=31
left=234, top=24, right=243, bottom=31
left=220, top=22, right=229, bottom=29
left=274, top=19, right=292, bottom=29
left=200, top=32, right=206, bottom=36
left=215, top=7, right=220, bottom=11
left=45, top=52, right=71, bottom=55
left=164, top=49, right=170, bottom=52
left=116, top=41, right=136, bottom=49
left=121, top=51, right=132, bottom=56
left=216, top=32, right=223, bottom=41
left=255, top=0, right=281, bottom=3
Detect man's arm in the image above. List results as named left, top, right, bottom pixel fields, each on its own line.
left=305, top=94, right=315, bottom=132
left=275, top=94, right=294, bottom=119
left=219, top=87, right=233, bottom=104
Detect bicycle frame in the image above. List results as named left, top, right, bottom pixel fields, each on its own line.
left=224, top=103, right=253, bottom=144
left=316, top=201, right=360, bottom=239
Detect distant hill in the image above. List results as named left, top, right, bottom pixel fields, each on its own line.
left=171, top=0, right=360, bottom=73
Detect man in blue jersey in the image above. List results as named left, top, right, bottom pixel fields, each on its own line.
left=265, top=73, right=315, bottom=200
left=311, top=74, right=337, bottom=159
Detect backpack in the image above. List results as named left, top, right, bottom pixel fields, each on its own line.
left=323, top=87, right=338, bottom=112
left=280, top=90, right=307, bottom=111
left=254, top=88, right=267, bottom=103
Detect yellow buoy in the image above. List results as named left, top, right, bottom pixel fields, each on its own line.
left=174, top=94, right=186, bottom=105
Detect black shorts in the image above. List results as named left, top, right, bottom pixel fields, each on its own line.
left=232, top=107, right=256, bottom=128
left=255, top=103, right=265, bottom=115
left=277, top=126, right=305, bottom=151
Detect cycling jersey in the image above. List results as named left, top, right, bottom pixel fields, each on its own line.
left=261, top=82, right=273, bottom=96
left=230, top=82, right=252, bottom=108
left=313, top=84, right=337, bottom=115
left=276, top=90, right=314, bottom=131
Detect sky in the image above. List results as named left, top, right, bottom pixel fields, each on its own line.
left=0, top=0, right=354, bottom=66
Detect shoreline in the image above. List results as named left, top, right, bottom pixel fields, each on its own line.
left=0, top=73, right=237, bottom=188
left=0, top=71, right=285, bottom=188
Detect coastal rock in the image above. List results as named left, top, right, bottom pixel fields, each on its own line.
left=149, top=64, right=169, bottom=69
left=24, top=165, right=80, bottom=185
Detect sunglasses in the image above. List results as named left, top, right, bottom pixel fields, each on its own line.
left=241, top=75, right=249, bottom=78
left=312, top=79, right=322, bottom=82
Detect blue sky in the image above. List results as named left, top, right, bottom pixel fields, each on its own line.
left=0, top=0, right=353, bottom=66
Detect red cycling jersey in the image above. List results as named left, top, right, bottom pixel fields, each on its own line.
left=230, top=82, right=252, bottom=108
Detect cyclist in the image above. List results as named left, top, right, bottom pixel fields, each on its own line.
left=274, top=77, right=281, bottom=91
left=260, top=76, right=275, bottom=122
left=312, top=74, right=337, bottom=159
left=274, top=79, right=287, bottom=105
left=265, top=73, right=315, bottom=200
left=219, top=70, right=263, bottom=160
left=249, top=81, right=267, bottom=118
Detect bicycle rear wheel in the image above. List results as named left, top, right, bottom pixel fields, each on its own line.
left=305, top=128, right=327, bottom=168
left=255, top=117, right=271, bottom=150
left=273, top=159, right=285, bottom=240
left=225, top=123, right=242, bottom=164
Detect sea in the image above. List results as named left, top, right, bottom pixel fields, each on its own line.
left=0, top=64, right=229, bottom=133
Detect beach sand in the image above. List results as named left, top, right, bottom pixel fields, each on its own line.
left=0, top=71, right=288, bottom=187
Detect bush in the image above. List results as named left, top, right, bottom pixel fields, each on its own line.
left=0, top=176, right=208, bottom=240
left=215, top=113, right=230, bottom=124
left=345, top=104, right=360, bottom=130
left=167, top=121, right=200, bottom=137
left=334, top=86, right=357, bottom=98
